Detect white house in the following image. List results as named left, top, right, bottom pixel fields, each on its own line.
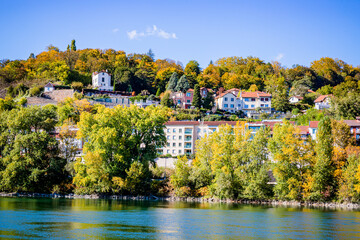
left=289, top=96, right=303, bottom=104
left=44, top=82, right=55, bottom=92
left=92, top=70, right=113, bottom=91
left=314, top=95, right=332, bottom=110
left=215, top=92, right=241, bottom=113
left=133, top=99, right=160, bottom=108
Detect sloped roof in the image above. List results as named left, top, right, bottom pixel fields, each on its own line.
left=314, top=94, right=332, bottom=103
left=297, top=125, right=309, bottom=135
left=291, top=96, right=303, bottom=100
left=44, top=82, right=54, bottom=88
left=241, top=91, right=271, bottom=98
left=343, top=120, right=360, bottom=127
left=215, top=92, right=236, bottom=99
left=309, top=121, right=319, bottom=128
left=26, top=97, right=57, bottom=106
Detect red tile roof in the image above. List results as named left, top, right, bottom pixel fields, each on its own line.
left=297, top=125, right=309, bottom=135
left=343, top=120, right=360, bottom=127
left=215, top=92, right=236, bottom=99
left=314, top=94, right=332, bottom=103
left=165, top=121, right=238, bottom=126
left=241, top=91, right=271, bottom=98
left=309, top=121, right=319, bottom=128
left=292, top=96, right=303, bottom=100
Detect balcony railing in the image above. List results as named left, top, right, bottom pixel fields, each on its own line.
left=184, top=129, right=192, bottom=134
left=185, top=136, right=192, bottom=141
left=184, top=144, right=192, bottom=149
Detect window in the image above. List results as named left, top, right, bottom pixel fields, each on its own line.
left=177, top=100, right=181, bottom=104
left=265, top=98, right=269, bottom=101
left=172, top=150, right=176, bottom=154
left=245, top=98, right=250, bottom=102
left=251, top=98, right=255, bottom=101
left=261, top=104, right=264, bottom=107
left=173, top=136, right=176, bottom=140
left=173, top=129, right=176, bottom=132
left=173, top=143, right=176, bottom=147
left=238, top=104, right=241, bottom=107
left=265, top=104, right=269, bottom=107
left=179, top=129, right=182, bottom=133
left=167, top=143, right=170, bottom=147
left=167, top=136, right=170, bottom=140
left=244, top=105, right=249, bottom=108
left=167, top=150, right=170, bottom=154
left=224, top=104, right=228, bottom=108
left=186, top=93, right=191, bottom=97
left=187, top=100, right=190, bottom=103
left=230, top=104, right=234, bottom=108
left=224, top=97, right=228, bottom=101
left=251, top=105, right=255, bottom=108
left=261, top=98, right=264, bottom=101
left=312, top=129, right=316, bottom=134
left=167, top=129, right=170, bottom=133
left=231, top=98, right=234, bottom=102
left=179, top=136, right=182, bottom=140
left=102, top=77, right=105, bottom=82
left=179, top=150, right=182, bottom=154
left=179, top=143, right=182, bottom=146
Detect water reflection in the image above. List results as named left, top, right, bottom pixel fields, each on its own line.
left=0, top=197, right=360, bottom=239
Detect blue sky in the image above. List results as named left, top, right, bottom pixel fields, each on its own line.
left=1, top=0, right=359, bottom=69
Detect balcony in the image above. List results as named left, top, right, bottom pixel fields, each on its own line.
left=184, top=143, right=192, bottom=149
left=184, top=129, right=192, bottom=134
left=185, top=136, right=192, bottom=141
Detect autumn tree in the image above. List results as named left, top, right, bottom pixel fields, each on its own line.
left=175, top=75, right=190, bottom=93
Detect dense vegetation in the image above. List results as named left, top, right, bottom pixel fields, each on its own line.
left=171, top=119, right=360, bottom=202
left=1, top=41, right=360, bottom=118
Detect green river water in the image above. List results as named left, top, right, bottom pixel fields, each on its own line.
left=0, top=197, right=360, bottom=239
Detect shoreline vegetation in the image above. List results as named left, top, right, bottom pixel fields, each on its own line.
left=1, top=193, right=360, bottom=210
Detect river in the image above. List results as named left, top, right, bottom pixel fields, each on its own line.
left=0, top=197, right=360, bottom=239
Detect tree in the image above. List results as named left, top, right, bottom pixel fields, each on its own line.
left=175, top=75, right=190, bottom=93
left=192, top=84, right=202, bottom=108
left=166, top=72, right=179, bottom=91
left=71, top=39, right=76, bottom=51
left=0, top=106, right=67, bottom=193
left=156, top=88, right=161, bottom=97
left=160, top=91, right=173, bottom=107
left=71, top=82, right=84, bottom=91
left=184, top=60, right=201, bottom=88
left=310, top=116, right=334, bottom=201
left=269, top=121, right=315, bottom=200
left=265, top=76, right=290, bottom=112
left=171, top=156, right=192, bottom=196
left=147, top=49, right=155, bottom=61
left=73, top=105, right=170, bottom=194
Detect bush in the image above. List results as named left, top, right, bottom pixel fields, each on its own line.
left=71, top=82, right=84, bottom=91
left=29, top=87, right=41, bottom=96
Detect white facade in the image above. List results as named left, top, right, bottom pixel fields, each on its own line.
left=133, top=99, right=160, bottom=108
left=289, top=96, right=303, bottom=104
left=215, top=92, right=242, bottom=113
left=314, top=95, right=331, bottom=110
left=92, top=71, right=113, bottom=91
left=44, top=83, right=55, bottom=92
left=215, top=90, right=272, bottom=117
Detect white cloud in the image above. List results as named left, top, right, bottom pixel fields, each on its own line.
left=112, top=28, right=119, bottom=33
left=275, top=53, right=284, bottom=61
left=127, top=25, right=177, bottom=40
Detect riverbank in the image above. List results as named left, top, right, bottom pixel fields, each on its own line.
left=1, top=192, right=359, bottom=210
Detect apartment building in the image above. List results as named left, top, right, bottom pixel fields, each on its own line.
left=158, top=121, right=237, bottom=157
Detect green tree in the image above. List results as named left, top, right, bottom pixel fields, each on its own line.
left=73, top=105, right=170, bottom=194
left=171, top=156, right=192, bottom=196
left=310, top=116, right=335, bottom=201
left=71, top=39, right=76, bottom=51
left=166, top=72, right=179, bottom=91
left=175, top=75, right=190, bottom=93
left=160, top=91, right=173, bottom=107
left=192, top=84, right=202, bottom=108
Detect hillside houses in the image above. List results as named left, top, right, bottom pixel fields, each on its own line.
left=314, top=94, right=332, bottom=110
left=215, top=89, right=272, bottom=117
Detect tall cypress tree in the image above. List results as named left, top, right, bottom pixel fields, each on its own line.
left=310, top=116, right=334, bottom=201
left=192, top=84, right=202, bottom=108
left=71, top=39, right=76, bottom=51
left=166, top=72, right=179, bottom=91
left=175, top=75, right=190, bottom=93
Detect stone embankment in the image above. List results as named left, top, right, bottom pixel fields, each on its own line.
left=1, top=192, right=359, bottom=209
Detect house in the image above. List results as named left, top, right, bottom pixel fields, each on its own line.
left=92, top=70, right=113, bottom=91
left=289, top=96, right=303, bottom=104
left=215, top=92, right=240, bottom=113
left=44, top=82, right=55, bottom=92
left=314, top=95, right=332, bottom=110
left=171, top=87, right=212, bottom=109
left=241, top=91, right=272, bottom=117
left=133, top=99, right=160, bottom=108
left=309, top=118, right=360, bottom=142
